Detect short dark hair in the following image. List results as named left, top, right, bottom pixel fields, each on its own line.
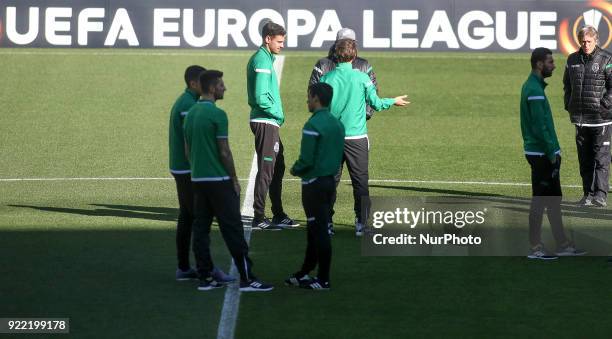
left=199, top=70, right=223, bottom=94
left=185, top=65, right=206, bottom=86
left=308, top=82, right=334, bottom=107
left=530, top=47, right=552, bottom=69
left=261, top=21, right=286, bottom=39
left=335, top=39, right=357, bottom=63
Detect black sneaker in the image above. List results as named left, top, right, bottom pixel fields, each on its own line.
left=252, top=217, right=282, bottom=231
left=593, top=196, right=607, bottom=208
left=176, top=267, right=198, bottom=281
left=301, top=277, right=330, bottom=290
left=577, top=195, right=594, bottom=207
left=328, top=222, right=335, bottom=236
left=272, top=215, right=300, bottom=228
left=239, top=279, right=274, bottom=292
left=284, top=272, right=312, bottom=287
left=197, top=277, right=225, bottom=291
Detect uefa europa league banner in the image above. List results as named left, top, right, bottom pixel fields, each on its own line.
left=0, top=0, right=610, bottom=53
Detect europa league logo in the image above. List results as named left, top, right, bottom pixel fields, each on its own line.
left=559, top=0, right=612, bottom=55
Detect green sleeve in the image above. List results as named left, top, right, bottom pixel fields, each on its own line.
left=215, top=110, right=229, bottom=138
left=183, top=111, right=193, bottom=146
left=363, top=75, right=395, bottom=111
left=291, top=122, right=318, bottom=176
left=252, top=60, right=281, bottom=120
left=528, top=92, right=557, bottom=162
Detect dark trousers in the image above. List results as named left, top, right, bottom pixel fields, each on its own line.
left=299, top=176, right=335, bottom=283
left=192, top=180, right=253, bottom=282
left=172, top=173, right=196, bottom=271
left=250, top=122, right=285, bottom=219
left=526, top=155, right=568, bottom=248
left=331, top=137, right=370, bottom=223
left=575, top=125, right=611, bottom=200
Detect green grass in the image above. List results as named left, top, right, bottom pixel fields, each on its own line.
left=1, top=49, right=611, bottom=338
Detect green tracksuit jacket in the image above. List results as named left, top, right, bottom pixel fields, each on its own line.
left=320, top=62, right=395, bottom=138
left=520, top=72, right=561, bottom=162
left=291, top=108, right=345, bottom=180
left=247, top=46, right=284, bottom=126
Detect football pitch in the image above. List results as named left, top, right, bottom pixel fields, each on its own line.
left=1, top=49, right=611, bottom=338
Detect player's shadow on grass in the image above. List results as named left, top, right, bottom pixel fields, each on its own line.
left=7, top=204, right=317, bottom=228
left=368, top=184, right=507, bottom=198
left=8, top=204, right=178, bottom=222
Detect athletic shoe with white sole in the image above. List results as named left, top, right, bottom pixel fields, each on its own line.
left=301, top=277, right=330, bottom=290
left=555, top=246, right=587, bottom=257
left=527, top=245, right=558, bottom=260
left=593, top=197, right=607, bottom=208
left=211, top=267, right=236, bottom=283
left=197, top=278, right=225, bottom=291
left=576, top=195, right=594, bottom=207
left=284, top=272, right=312, bottom=287
left=252, top=217, right=283, bottom=231
left=239, top=280, right=274, bottom=292
left=175, top=267, right=198, bottom=281
left=272, top=215, right=300, bottom=228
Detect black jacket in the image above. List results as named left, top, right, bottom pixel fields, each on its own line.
left=309, top=44, right=378, bottom=118
left=563, top=46, right=612, bottom=125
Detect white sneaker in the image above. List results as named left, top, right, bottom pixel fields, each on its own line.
left=527, top=245, right=558, bottom=260
left=555, top=246, right=587, bottom=257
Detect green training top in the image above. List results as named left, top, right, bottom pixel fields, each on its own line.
left=520, top=72, right=561, bottom=163
left=183, top=100, right=230, bottom=181
left=169, top=88, right=199, bottom=173
left=291, top=108, right=345, bottom=181
left=247, top=46, right=284, bottom=126
left=320, top=62, right=395, bottom=138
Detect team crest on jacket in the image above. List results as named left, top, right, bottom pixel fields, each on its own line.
left=592, top=63, right=600, bottom=73
left=274, top=141, right=280, bottom=153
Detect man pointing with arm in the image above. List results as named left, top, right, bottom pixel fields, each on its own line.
left=320, top=39, right=409, bottom=236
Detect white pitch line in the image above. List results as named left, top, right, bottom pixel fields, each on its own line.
left=216, top=54, right=285, bottom=339
left=216, top=153, right=257, bottom=339
left=0, top=177, right=583, bottom=188
left=0, top=177, right=172, bottom=182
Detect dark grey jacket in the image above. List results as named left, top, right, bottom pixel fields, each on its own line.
left=309, top=44, right=378, bottom=118
left=563, top=46, right=612, bottom=125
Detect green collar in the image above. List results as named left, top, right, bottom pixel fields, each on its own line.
left=313, top=107, right=329, bottom=115
left=197, top=99, right=215, bottom=106
left=259, top=46, right=276, bottom=62
left=186, top=88, right=199, bottom=100
left=530, top=72, right=548, bottom=89
left=337, top=62, right=352, bottom=70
